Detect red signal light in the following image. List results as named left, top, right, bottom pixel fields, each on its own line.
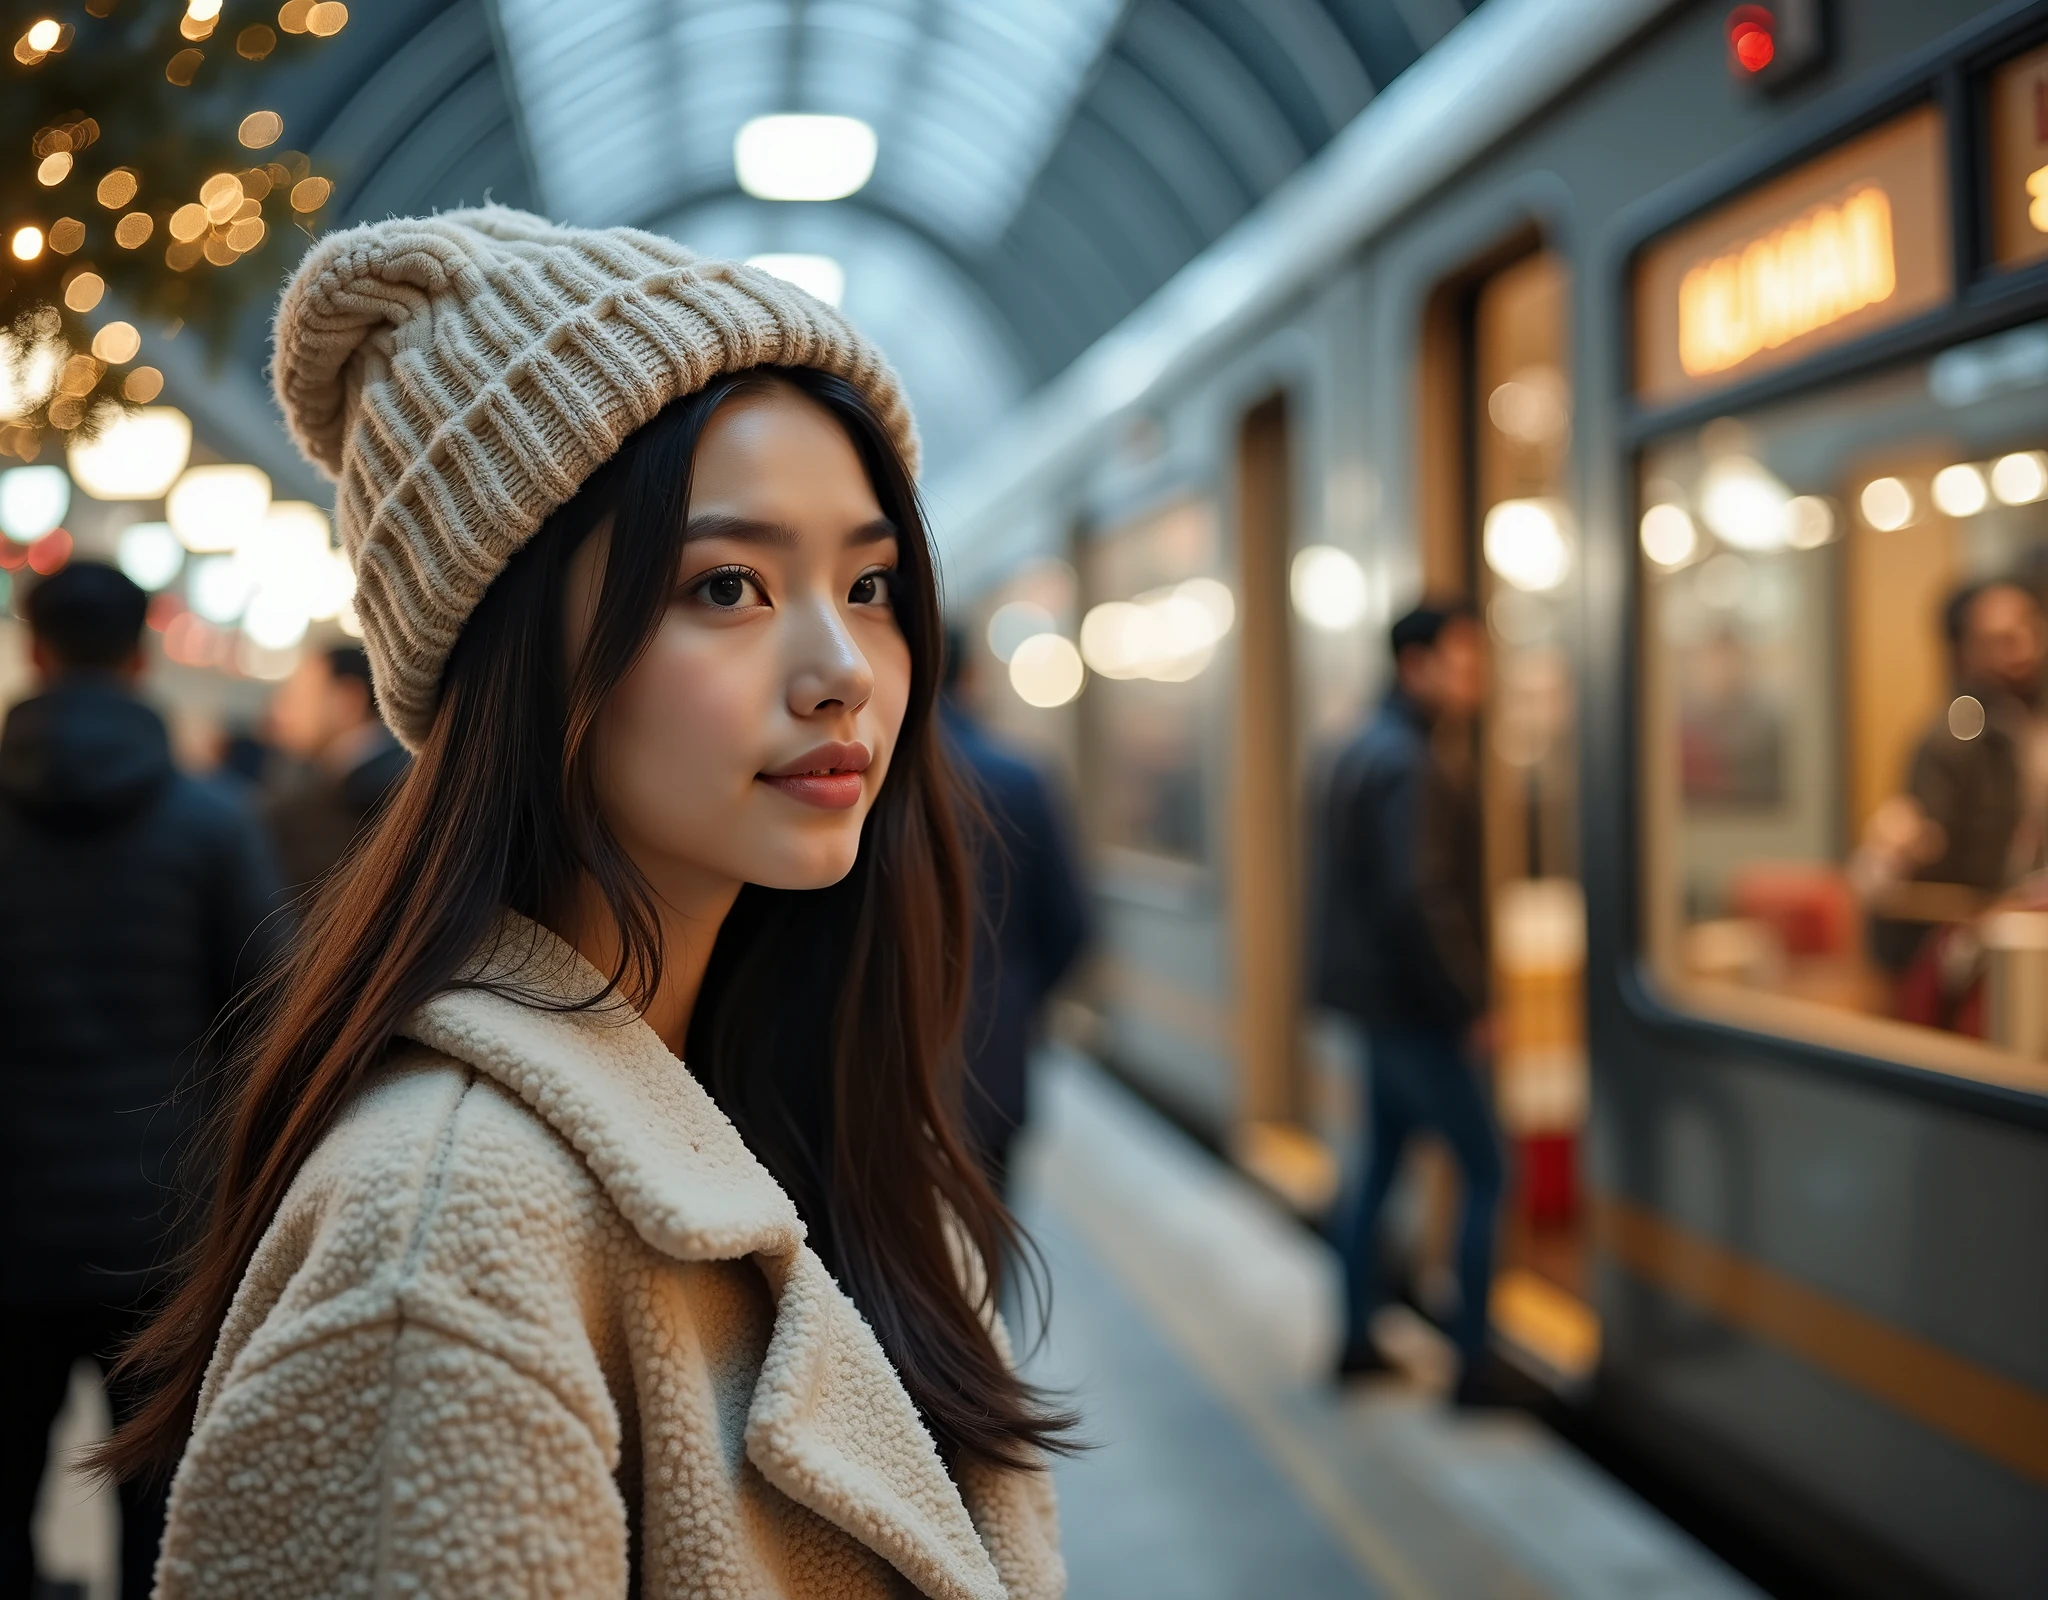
left=1729, top=6, right=1776, bottom=74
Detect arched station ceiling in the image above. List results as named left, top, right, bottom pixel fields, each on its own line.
left=216, top=0, right=1486, bottom=479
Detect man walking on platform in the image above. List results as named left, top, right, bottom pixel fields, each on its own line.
left=1316, top=600, right=1508, bottom=1407
left=0, top=563, right=284, bottom=1597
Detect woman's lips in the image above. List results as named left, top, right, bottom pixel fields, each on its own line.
left=759, top=771, right=864, bottom=810
left=759, top=741, right=871, bottom=811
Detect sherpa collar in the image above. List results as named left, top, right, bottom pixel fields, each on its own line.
left=401, top=914, right=1026, bottom=1600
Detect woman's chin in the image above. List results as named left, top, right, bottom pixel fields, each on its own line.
left=748, top=837, right=864, bottom=893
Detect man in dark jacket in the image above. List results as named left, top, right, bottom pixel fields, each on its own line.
left=261, top=643, right=409, bottom=901
left=1315, top=600, right=1506, bottom=1405
left=942, top=631, right=1090, bottom=1196
left=0, top=563, right=284, bottom=1598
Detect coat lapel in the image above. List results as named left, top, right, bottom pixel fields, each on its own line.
left=401, top=916, right=1015, bottom=1600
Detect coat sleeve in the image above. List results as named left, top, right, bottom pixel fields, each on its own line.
left=156, top=1315, right=629, bottom=1599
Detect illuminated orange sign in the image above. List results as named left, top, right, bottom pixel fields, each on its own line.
left=1636, top=107, right=1949, bottom=404
left=1678, top=186, right=1896, bottom=377
left=1989, top=41, right=2048, bottom=270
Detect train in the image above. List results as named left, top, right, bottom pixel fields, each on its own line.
left=930, top=1, right=2048, bottom=1594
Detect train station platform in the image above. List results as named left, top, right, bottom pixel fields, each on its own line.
left=1014, top=1051, right=1758, bottom=1600
left=35, top=1050, right=1754, bottom=1600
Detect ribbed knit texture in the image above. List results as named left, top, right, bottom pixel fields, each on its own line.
left=272, top=206, right=919, bottom=749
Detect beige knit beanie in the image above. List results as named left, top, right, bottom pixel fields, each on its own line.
left=271, top=205, right=919, bottom=750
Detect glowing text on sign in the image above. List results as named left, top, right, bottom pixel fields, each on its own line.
left=1677, top=185, right=1896, bottom=378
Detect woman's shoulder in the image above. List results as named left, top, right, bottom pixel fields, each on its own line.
left=229, top=1048, right=637, bottom=1377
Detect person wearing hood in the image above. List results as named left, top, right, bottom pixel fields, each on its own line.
left=0, top=561, right=286, bottom=1599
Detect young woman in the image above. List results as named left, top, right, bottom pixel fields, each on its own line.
left=99, top=210, right=1071, bottom=1599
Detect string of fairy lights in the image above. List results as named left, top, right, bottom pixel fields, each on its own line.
left=2, top=0, right=344, bottom=460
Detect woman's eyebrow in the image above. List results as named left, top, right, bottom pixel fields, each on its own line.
left=682, top=513, right=899, bottom=548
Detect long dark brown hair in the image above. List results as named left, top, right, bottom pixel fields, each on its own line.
left=102, top=364, right=1074, bottom=1482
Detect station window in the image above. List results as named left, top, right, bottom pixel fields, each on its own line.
left=1640, top=325, right=2048, bottom=1088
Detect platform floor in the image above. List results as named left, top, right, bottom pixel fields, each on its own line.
left=1014, top=1051, right=1759, bottom=1600
left=34, top=1051, right=1759, bottom=1600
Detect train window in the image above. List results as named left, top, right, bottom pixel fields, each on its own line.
left=1077, top=499, right=1228, bottom=870
left=1640, top=322, right=2048, bottom=1087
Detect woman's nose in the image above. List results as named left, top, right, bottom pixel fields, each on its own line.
left=786, top=595, right=873, bottom=717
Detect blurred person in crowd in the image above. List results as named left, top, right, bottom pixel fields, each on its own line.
left=101, top=215, right=1070, bottom=1597
left=0, top=563, right=284, bottom=1599
left=941, top=626, right=1091, bottom=1196
left=1860, top=581, right=2048, bottom=982
left=1315, top=599, right=1510, bottom=1408
left=262, top=643, right=410, bottom=899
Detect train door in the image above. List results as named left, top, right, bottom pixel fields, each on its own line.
left=1229, top=393, right=1328, bottom=1205
left=1424, top=243, right=1600, bottom=1382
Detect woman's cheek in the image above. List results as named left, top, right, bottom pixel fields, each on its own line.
left=620, top=628, right=769, bottom=794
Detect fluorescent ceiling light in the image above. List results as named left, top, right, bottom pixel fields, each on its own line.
left=735, top=115, right=876, bottom=202
left=168, top=463, right=270, bottom=554
left=0, top=465, right=70, bottom=541
left=68, top=406, right=193, bottom=500
left=745, top=253, right=846, bottom=307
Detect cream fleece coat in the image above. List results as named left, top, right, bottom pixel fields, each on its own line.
left=154, top=921, right=1063, bottom=1599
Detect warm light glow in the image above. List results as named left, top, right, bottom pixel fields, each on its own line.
left=200, top=172, right=244, bottom=222
left=1008, top=633, right=1084, bottom=708
left=241, top=500, right=350, bottom=621
left=238, top=110, right=282, bottom=149
left=47, top=217, right=83, bottom=253
left=63, top=272, right=103, bottom=312
left=123, top=366, right=164, bottom=403
left=117, top=521, right=184, bottom=590
left=0, top=336, right=63, bottom=421
left=36, top=151, right=72, bottom=186
left=115, top=211, right=153, bottom=248
left=97, top=169, right=138, bottom=208
left=1860, top=475, right=1915, bottom=531
left=1679, top=187, right=1895, bottom=378
left=1482, top=499, right=1571, bottom=592
left=1639, top=503, right=1698, bottom=566
left=0, top=465, right=70, bottom=540
left=1079, top=578, right=1235, bottom=680
left=289, top=176, right=332, bottom=212
left=986, top=600, right=1055, bottom=664
left=734, top=114, right=877, bottom=202
left=67, top=407, right=191, bottom=499
left=243, top=588, right=310, bottom=649
left=744, top=253, right=845, bottom=307
left=1931, top=462, right=1989, bottom=518
left=1992, top=450, right=2048, bottom=506
left=10, top=226, right=45, bottom=262
left=1290, top=544, right=1370, bottom=630
left=168, top=203, right=208, bottom=242
left=91, top=321, right=140, bottom=364
left=1786, top=495, right=1836, bottom=549
left=305, top=1, right=348, bottom=37
left=1698, top=455, right=1792, bottom=551
left=188, top=0, right=224, bottom=19
left=25, top=18, right=60, bottom=52
left=167, top=463, right=271, bottom=553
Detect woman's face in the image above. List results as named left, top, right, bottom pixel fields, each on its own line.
left=566, top=381, right=912, bottom=904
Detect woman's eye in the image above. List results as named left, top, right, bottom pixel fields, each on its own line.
left=849, top=570, right=894, bottom=607
left=691, top=567, right=764, bottom=610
